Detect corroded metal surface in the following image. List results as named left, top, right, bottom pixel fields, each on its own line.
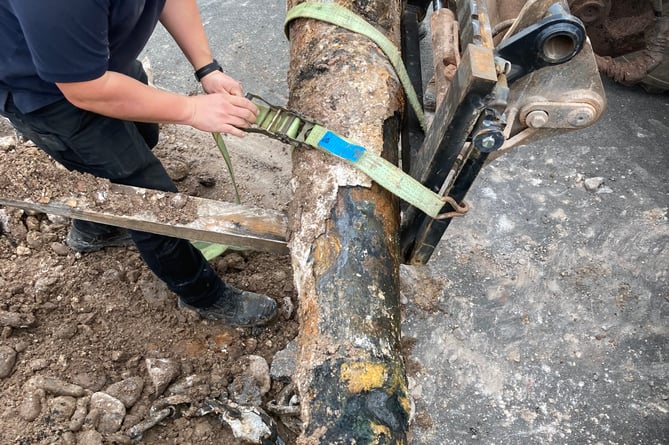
left=285, top=0, right=409, bottom=443
left=430, top=8, right=460, bottom=109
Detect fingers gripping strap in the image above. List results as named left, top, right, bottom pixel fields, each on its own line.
left=284, top=2, right=428, bottom=131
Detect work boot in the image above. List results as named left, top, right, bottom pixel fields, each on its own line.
left=178, top=286, right=278, bottom=327
left=66, top=225, right=134, bottom=253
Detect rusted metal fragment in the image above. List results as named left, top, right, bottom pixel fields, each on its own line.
left=0, top=148, right=288, bottom=253
left=430, top=8, right=461, bottom=109
left=286, top=0, right=409, bottom=443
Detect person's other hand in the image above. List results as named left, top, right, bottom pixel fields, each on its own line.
left=200, top=70, right=244, bottom=97
left=186, top=91, right=259, bottom=137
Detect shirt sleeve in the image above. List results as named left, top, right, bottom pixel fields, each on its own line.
left=9, top=0, right=110, bottom=83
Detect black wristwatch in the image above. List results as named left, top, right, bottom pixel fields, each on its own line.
left=194, top=59, right=223, bottom=81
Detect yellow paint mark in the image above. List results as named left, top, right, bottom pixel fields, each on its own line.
left=371, top=422, right=391, bottom=440
left=399, top=393, right=411, bottom=415
left=340, top=362, right=387, bottom=393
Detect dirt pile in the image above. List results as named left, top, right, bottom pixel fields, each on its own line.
left=0, top=122, right=300, bottom=444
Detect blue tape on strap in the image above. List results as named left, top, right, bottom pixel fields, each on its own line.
left=317, top=131, right=365, bottom=162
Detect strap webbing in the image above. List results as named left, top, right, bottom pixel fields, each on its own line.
left=251, top=100, right=446, bottom=218
left=284, top=2, right=428, bottom=131
left=305, top=126, right=445, bottom=217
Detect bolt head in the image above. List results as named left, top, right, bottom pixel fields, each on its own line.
left=481, top=135, right=496, bottom=149
left=526, top=110, right=549, bottom=128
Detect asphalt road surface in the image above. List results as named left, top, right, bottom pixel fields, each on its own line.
left=143, top=2, right=668, bottom=444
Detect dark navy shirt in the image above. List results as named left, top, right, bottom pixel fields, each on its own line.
left=0, top=0, right=166, bottom=113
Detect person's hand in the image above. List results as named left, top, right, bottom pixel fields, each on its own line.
left=186, top=91, right=259, bottom=137
left=200, top=70, right=244, bottom=96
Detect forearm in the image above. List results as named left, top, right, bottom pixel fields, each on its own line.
left=57, top=72, right=193, bottom=125
left=56, top=71, right=258, bottom=136
left=160, top=0, right=214, bottom=70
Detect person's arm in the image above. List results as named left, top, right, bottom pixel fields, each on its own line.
left=159, top=0, right=243, bottom=96
left=56, top=72, right=256, bottom=137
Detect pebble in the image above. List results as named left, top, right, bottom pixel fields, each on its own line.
left=19, top=387, right=44, bottom=421
left=0, top=309, right=36, bottom=328
left=46, top=214, right=69, bottom=226
left=34, top=275, right=58, bottom=293
left=584, top=176, right=605, bottom=192
left=270, top=339, right=297, bottom=382
left=71, top=371, right=107, bottom=392
left=105, top=377, right=145, bottom=409
left=245, top=355, right=271, bottom=395
left=197, top=175, right=216, bottom=187
left=50, top=242, right=70, bottom=256
left=31, top=375, right=86, bottom=397
left=229, top=355, right=271, bottom=406
left=146, top=358, right=180, bottom=396
left=170, top=193, right=188, bottom=209
left=164, top=158, right=190, bottom=181
left=46, top=396, right=77, bottom=422
left=229, top=374, right=263, bottom=406
left=77, top=430, right=103, bottom=445
left=0, top=345, right=17, bottom=378
left=507, top=349, right=521, bottom=363
left=27, top=358, right=50, bottom=372
left=105, top=432, right=132, bottom=445
left=0, top=135, right=17, bottom=150
left=60, top=431, right=76, bottom=445
left=219, top=252, right=246, bottom=271
left=83, top=407, right=101, bottom=431
left=53, top=324, right=78, bottom=340
left=25, top=231, right=42, bottom=248
left=16, top=245, right=31, bottom=256
left=69, top=396, right=89, bottom=432
left=244, top=338, right=258, bottom=355
left=13, top=339, right=30, bottom=352
left=281, top=297, right=295, bottom=320
left=90, top=392, right=126, bottom=433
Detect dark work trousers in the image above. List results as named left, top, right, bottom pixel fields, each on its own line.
left=0, top=62, right=223, bottom=307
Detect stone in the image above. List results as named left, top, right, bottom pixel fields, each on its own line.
left=0, top=345, right=17, bottom=378
left=0, top=135, right=17, bottom=150
left=245, top=355, right=271, bottom=396
left=77, top=430, right=103, bottom=445
left=19, top=388, right=44, bottom=422
left=584, top=176, right=605, bottom=192
left=69, top=396, right=89, bottom=432
left=104, top=377, right=145, bottom=409
left=90, top=392, right=126, bottom=434
left=50, top=242, right=70, bottom=256
left=71, top=371, right=107, bottom=392
left=270, top=339, right=297, bottom=382
left=228, top=355, right=271, bottom=406
left=46, top=396, right=77, bottom=422
left=30, top=375, right=85, bottom=397
left=27, top=358, right=50, bottom=372
left=53, top=324, right=78, bottom=340
left=228, top=374, right=263, bottom=406
left=146, top=358, right=180, bottom=396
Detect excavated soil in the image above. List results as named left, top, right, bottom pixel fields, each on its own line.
left=0, top=118, right=301, bottom=445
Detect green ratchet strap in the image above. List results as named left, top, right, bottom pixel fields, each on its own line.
left=284, top=2, right=428, bottom=132
left=246, top=95, right=468, bottom=220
